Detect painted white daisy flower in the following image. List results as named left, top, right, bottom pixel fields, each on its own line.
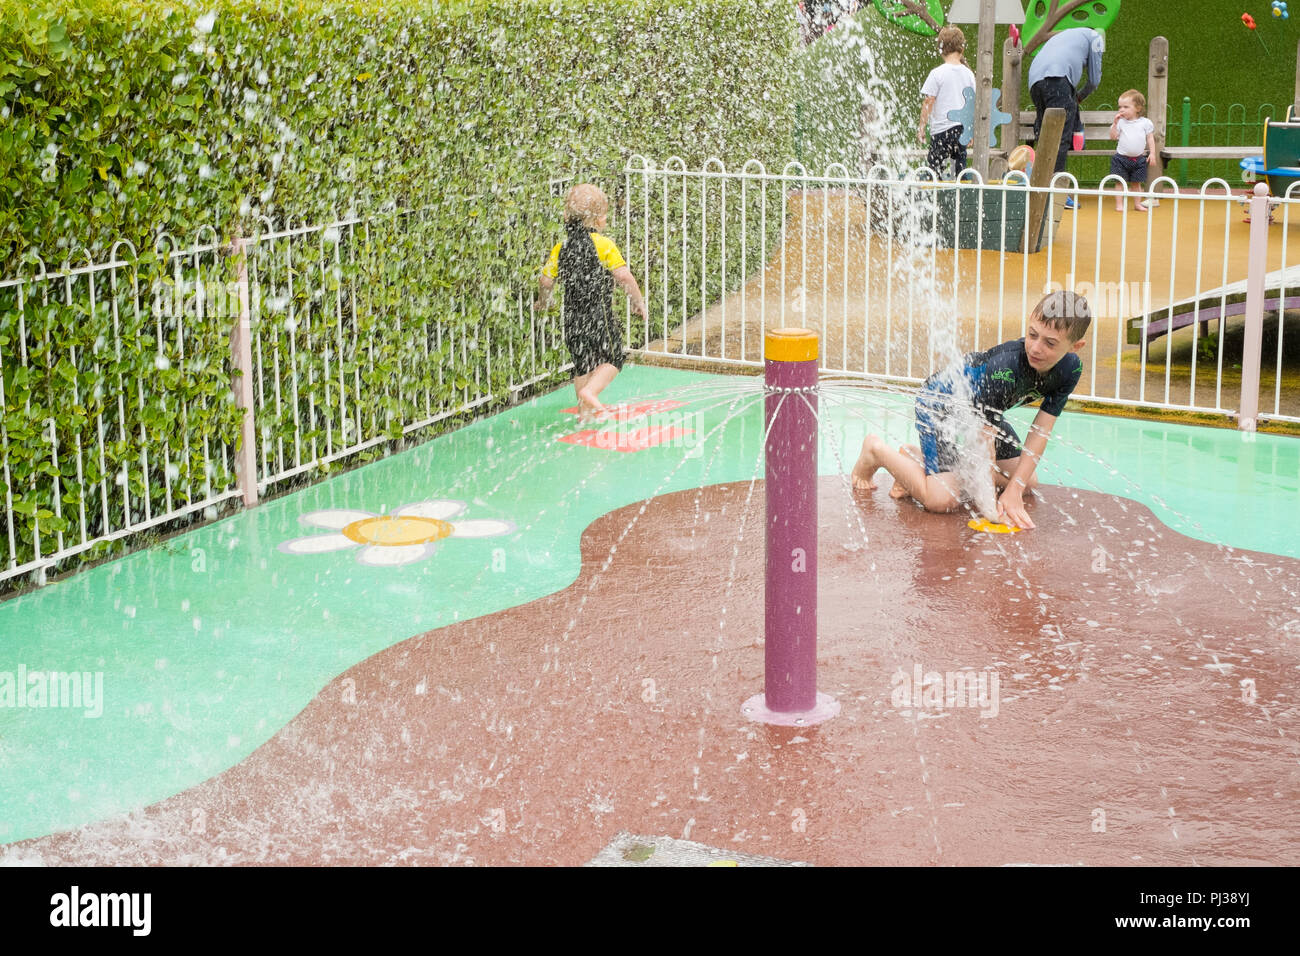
left=278, top=500, right=515, bottom=567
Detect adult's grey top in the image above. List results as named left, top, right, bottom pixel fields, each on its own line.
left=1027, top=28, right=1103, bottom=101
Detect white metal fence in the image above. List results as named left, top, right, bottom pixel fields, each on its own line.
left=237, top=210, right=568, bottom=491
left=0, top=238, right=243, bottom=587
left=5, top=159, right=1296, bottom=587
left=1, top=201, right=574, bottom=587
left=620, top=156, right=1298, bottom=426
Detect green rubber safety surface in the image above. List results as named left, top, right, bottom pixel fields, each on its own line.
left=0, top=364, right=1295, bottom=845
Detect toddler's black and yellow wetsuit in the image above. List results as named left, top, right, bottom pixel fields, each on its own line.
left=541, top=223, right=628, bottom=376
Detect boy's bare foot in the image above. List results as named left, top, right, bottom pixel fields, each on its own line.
left=1134, top=201, right=1149, bottom=211
left=888, top=480, right=910, bottom=499
left=851, top=436, right=883, bottom=490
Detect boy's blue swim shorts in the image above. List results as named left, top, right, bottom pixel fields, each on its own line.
left=915, top=383, right=1022, bottom=475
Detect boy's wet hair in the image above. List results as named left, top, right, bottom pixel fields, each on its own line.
left=937, top=26, right=965, bottom=56
left=1033, top=290, right=1091, bottom=341
left=564, top=184, right=608, bottom=228
left=1119, top=89, right=1146, bottom=115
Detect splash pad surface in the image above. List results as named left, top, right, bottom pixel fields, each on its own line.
left=1, top=365, right=1297, bottom=863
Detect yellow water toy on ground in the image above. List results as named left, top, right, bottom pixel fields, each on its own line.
left=968, top=517, right=1021, bottom=534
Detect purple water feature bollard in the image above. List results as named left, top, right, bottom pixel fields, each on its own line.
left=743, top=329, right=839, bottom=727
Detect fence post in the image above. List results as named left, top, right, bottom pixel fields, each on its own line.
left=1147, top=36, right=1169, bottom=185
left=230, top=236, right=259, bottom=506
left=795, top=102, right=804, bottom=166
left=1001, top=35, right=1022, bottom=161
left=1179, top=96, right=1191, bottom=185
left=1239, top=182, right=1269, bottom=432
left=998, top=36, right=1019, bottom=143
left=1294, top=37, right=1300, bottom=115
left=972, top=0, right=996, bottom=180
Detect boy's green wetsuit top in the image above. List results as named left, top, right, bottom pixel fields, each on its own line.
left=916, top=338, right=1082, bottom=475
left=947, top=338, right=1082, bottom=419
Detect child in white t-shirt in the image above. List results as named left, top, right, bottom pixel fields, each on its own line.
left=1108, top=89, right=1156, bottom=211
left=919, top=26, right=976, bottom=179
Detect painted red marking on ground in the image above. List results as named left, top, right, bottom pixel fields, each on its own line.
left=557, top=426, right=693, bottom=453
left=560, top=399, right=686, bottom=423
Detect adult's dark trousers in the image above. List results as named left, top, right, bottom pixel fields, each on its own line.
left=1030, top=76, right=1079, bottom=175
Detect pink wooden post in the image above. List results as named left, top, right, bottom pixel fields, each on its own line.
left=743, top=328, right=839, bottom=726
left=230, top=237, right=259, bottom=505
left=1239, top=183, right=1268, bottom=432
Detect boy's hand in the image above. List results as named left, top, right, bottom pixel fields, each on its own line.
left=996, top=483, right=1036, bottom=530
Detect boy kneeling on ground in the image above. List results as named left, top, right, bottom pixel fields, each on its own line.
left=851, top=290, right=1092, bottom=530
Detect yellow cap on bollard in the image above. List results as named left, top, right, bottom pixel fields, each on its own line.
left=765, top=328, right=819, bottom=363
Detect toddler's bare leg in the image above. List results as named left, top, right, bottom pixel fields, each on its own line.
left=577, top=363, right=619, bottom=414
left=573, top=371, right=596, bottom=421
left=1134, top=179, right=1150, bottom=211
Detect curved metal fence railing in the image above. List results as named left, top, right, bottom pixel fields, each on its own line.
left=4, top=160, right=1295, bottom=588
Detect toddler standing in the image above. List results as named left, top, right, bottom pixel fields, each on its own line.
left=1109, top=89, right=1156, bottom=211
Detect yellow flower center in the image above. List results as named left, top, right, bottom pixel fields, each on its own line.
left=341, top=515, right=455, bottom=546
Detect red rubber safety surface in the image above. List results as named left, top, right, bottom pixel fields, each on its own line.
left=11, top=480, right=1298, bottom=866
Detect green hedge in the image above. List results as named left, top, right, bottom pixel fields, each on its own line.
left=0, top=0, right=798, bottom=588
left=0, top=0, right=797, bottom=268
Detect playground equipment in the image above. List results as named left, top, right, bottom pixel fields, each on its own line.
left=947, top=0, right=1027, bottom=179
left=925, top=133, right=1037, bottom=252
left=1236, top=108, right=1300, bottom=221
left=1126, top=261, right=1300, bottom=347
left=932, top=182, right=1031, bottom=250
left=743, top=329, right=839, bottom=726
left=947, top=86, right=1013, bottom=149
left=1261, top=107, right=1300, bottom=196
